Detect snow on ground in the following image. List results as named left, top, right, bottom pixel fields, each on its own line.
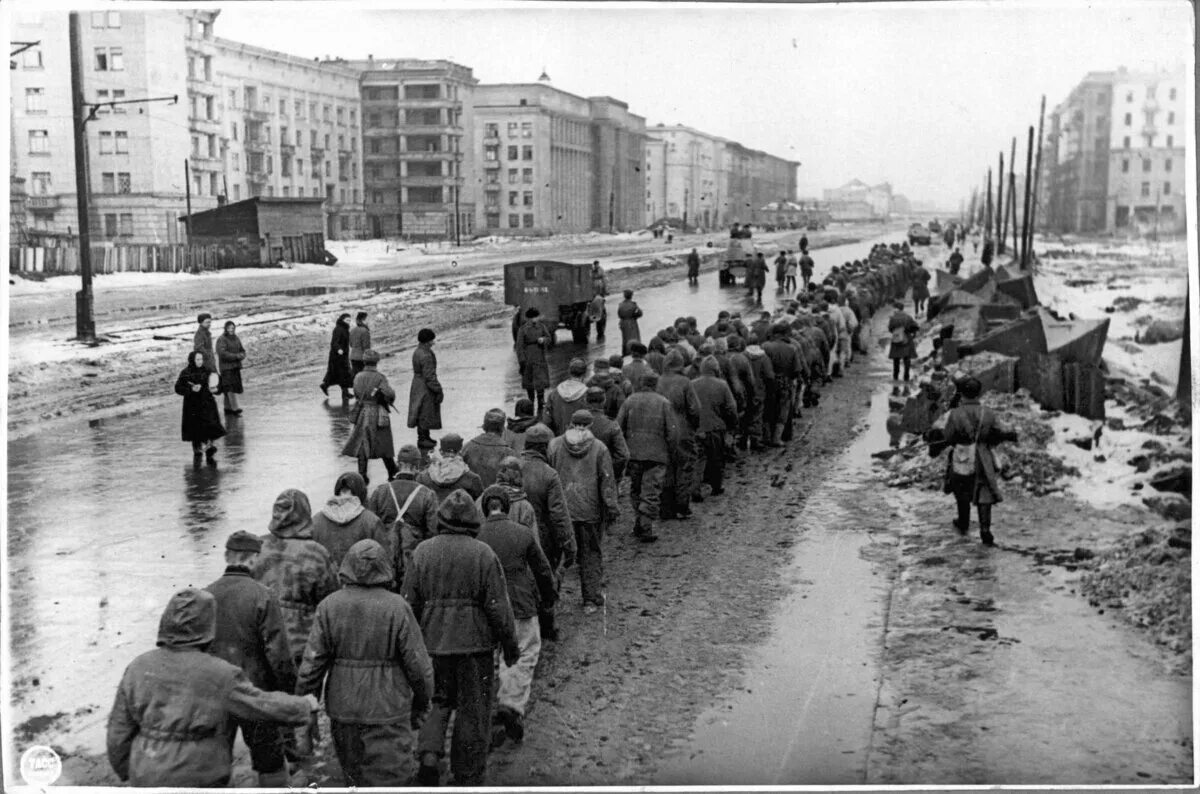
left=1031, top=235, right=1187, bottom=390
left=7, top=262, right=338, bottom=296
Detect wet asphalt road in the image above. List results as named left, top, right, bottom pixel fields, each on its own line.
left=7, top=232, right=901, bottom=755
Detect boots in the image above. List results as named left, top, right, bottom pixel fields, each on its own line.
left=980, top=527, right=995, bottom=546
left=538, top=609, right=559, bottom=642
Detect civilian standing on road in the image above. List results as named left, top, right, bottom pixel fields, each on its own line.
left=548, top=410, right=619, bottom=614
left=106, top=588, right=318, bottom=788
left=204, top=531, right=298, bottom=789
left=947, top=248, right=965, bottom=277
left=193, top=313, right=218, bottom=374
left=799, top=250, right=815, bottom=290
left=887, top=300, right=921, bottom=382
left=774, top=250, right=788, bottom=290
left=343, top=349, right=398, bottom=485
left=368, top=444, right=440, bottom=582
left=785, top=253, right=799, bottom=293
left=746, top=252, right=768, bottom=304
left=215, top=321, right=246, bottom=415
left=407, top=328, right=443, bottom=458
left=686, top=248, right=701, bottom=285
left=348, top=312, right=371, bottom=376
left=320, top=313, right=354, bottom=400
left=519, top=423, right=576, bottom=640
left=926, top=376, right=1019, bottom=547
left=418, top=434, right=485, bottom=503
left=403, top=491, right=520, bottom=787
left=175, top=350, right=226, bottom=463
left=255, top=489, right=339, bottom=669
left=475, top=486, right=556, bottom=747
left=616, top=370, right=677, bottom=542
left=617, top=290, right=644, bottom=354
left=296, top=539, right=434, bottom=787
left=463, top=408, right=518, bottom=488
left=515, top=308, right=555, bottom=414
left=311, top=471, right=390, bottom=571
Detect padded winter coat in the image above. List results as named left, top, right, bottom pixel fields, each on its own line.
left=297, top=540, right=433, bottom=724
left=462, top=432, right=517, bottom=488
left=542, top=379, right=589, bottom=437
left=476, top=512, right=557, bottom=620
left=311, top=495, right=391, bottom=572
left=616, top=390, right=677, bottom=465
left=519, top=448, right=576, bottom=566
left=417, top=454, right=485, bottom=503
left=204, top=567, right=296, bottom=694
left=548, top=429, right=619, bottom=524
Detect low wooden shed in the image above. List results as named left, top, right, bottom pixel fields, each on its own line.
left=181, top=197, right=328, bottom=268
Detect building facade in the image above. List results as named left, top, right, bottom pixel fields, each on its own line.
left=470, top=82, right=645, bottom=236
left=340, top=57, right=476, bottom=241
left=1046, top=66, right=1186, bottom=235
left=219, top=42, right=365, bottom=239
left=823, top=179, right=894, bottom=220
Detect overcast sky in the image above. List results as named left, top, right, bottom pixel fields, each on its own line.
left=50, top=0, right=1200, bottom=209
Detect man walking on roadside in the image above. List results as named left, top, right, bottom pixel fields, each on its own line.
left=686, top=248, right=701, bottom=285
left=656, top=349, right=702, bottom=518
left=349, top=312, right=371, bottom=376
left=519, top=423, right=576, bottom=641
left=367, top=444, right=439, bottom=584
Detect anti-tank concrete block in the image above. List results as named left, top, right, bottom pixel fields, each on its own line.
left=955, top=352, right=1018, bottom=394
left=970, top=312, right=1048, bottom=361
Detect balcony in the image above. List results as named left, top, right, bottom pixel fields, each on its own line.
left=244, top=137, right=270, bottom=153
left=483, top=160, right=501, bottom=170
left=483, top=182, right=501, bottom=192
left=401, top=124, right=459, bottom=136
left=403, top=175, right=448, bottom=188
left=400, top=150, right=450, bottom=161
left=1142, top=125, right=1157, bottom=138
left=244, top=108, right=270, bottom=122
left=280, top=142, right=296, bottom=154
left=310, top=146, right=325, bottom=160
left=394, top=98, right=460, bottom=109
left=247, top=170, right=269, bottom=183
left=190, top=116, right=222, bottom=133
left=26, top=194, right=61, bottom=211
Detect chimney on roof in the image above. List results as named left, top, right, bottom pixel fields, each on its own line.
left=538, top=67, right=551, bottom=83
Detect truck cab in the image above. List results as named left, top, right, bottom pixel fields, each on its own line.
left=505, top=260, right=602, bottom=344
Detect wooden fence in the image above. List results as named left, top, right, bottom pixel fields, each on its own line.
left=10, top=244, right=231, bottom=276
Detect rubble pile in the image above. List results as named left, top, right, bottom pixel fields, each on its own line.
left=881, top=389, right=1079, bottom=495
left=1080, top=524, right=1191, bottom=666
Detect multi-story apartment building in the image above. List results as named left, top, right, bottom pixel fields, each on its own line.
left=12, top=10, right=195, bottom=243
left=333, top=57, right=476, bottom=241
left=1046, top=66, right=1185, bottom=234
left=471, top=82, right=645, bottom=235
left=220, top=42, right=365, bottom=238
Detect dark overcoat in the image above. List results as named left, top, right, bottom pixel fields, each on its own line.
left=174, top=353, right=226, bottom=443
left=407, top=343, right=442, bottom=431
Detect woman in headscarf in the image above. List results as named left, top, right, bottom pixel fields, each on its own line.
left=215, top=320, right=246, bottom=415
left=320, top=313, right=354, bottom=400
left=343, top=350, right=397, bottom=485
left=174, top=350, right=225, bottom=462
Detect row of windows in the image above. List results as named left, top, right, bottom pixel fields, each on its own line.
left=1121, top=157, right=1174, bottom=173
left=1137, top=182, right=1173, bottom=197
left=1121, top=134, right=1175, bottom=149
left=1123, top=111, right=1177, bottom=126
left=228, top=90, right=357, bottom=126
left=482, top=191, right=535, bottom=208
left=369, top=188, right=446, bottom=204
left=1125, top=86, right=1178, bottom=102
left=483, top=213, right=535, bottom=228
left=482, top=144, right=535, bottom=162
left=103, top=213, right=134, bottom=238
left=100, top=172, right=132, bottom=194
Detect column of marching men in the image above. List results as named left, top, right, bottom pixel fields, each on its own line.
left=108, top=242, right=927, bottom=788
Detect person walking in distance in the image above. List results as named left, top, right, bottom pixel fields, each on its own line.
left=799, top=250, right=815, bottom=291
left=343, top=349, right=398, bottom=485
left=887, top=300, right=921, bottom=382
left=475, top=486, right=556, bottom=747
left=203, top=531, right=298, bottom=789
left=784, top=251, right=799, bottom=293
left=548, top=410, right=619, bottom=614
left=106, top=589, right=318, bottom=788
left=296, top=539, right=434, bottom=787
left=320, top=313, right=354, bottom=400
left=348, top=312, right=371, bottom=377
left=617, top=290, right=644, bottom=354
left=912, top=260, right=932, bottom=317
left=746, top=252, right=768, bottom=304
left=774, top=249, right=788, bottom=291
left=616, top=370, right=677, bottom=542
left=175, top=350, right=226, bottom=463
left=407, top=328, right=443, bottom=460
left=404, top=491, right=520, bottom=787
left=193, top=313, right=218, bottom=377
left=215, top=321, right=246, bottom=416
left=515, top=308, right=555, bottom=415
left=926, top=376, right=1019, bottom=547
left=686, top=248, right=701, bottom=285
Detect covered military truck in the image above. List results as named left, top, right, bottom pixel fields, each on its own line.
left=505, top=260, right=604, bottom=344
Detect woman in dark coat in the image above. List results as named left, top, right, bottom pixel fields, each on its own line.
left=927, top=377, right=1018, bottom=546
left=215, top=321, right=246, bottom=415
left=320, top=314, right=354, bottom=400
left=617, top=290, right=643, bottom=354
left=515, top=308, right=555, bottom=414
left=175, top=350, right=226, bottom=461
left=407, top=328, right=443, bottom=456
left=911, top=264, right=932, bottom=317
left=343, top=350, right=397, bottom=485
left=886, top=301, right=921, bottom=382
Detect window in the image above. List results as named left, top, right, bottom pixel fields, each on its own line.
left=30, top=172, right=51, bottom=194
left=521, top=122, right=532, bottom=138
left=337, top=134, right=345, bottom=151
left=323, top=104, right=331, bottom=122
left=1167, top=111, right=1175, bottom=124
left=1164, top=158, right=1172, bottom=172
left=1166, top=135, right=1173, bottom=147
left=100, top=131, right=115, bottom=154
left=507, top=122, right=518, bottom=138
left=104, top=214, right=118, bottom=237
left=1121, top=158, right=1130, bottom=173
left=22, top=48, right=42, bottom=69
left=1126, top=91, right=1133, bottom=102
left=523, top=213, right=534, bottom=227
left=508, top=168, right=517, bottom=184
left=232, top=122, right=239, bottom=141
left=508, top=145, right=518, bottom=160
left=1169, top=87, right=1177, bottom=101
left=310, top=102, right=318, bottom=120
left=205, top=96, right=215, bottom=120
left=24, top=88, right=45, bottom=114
left=522, top=145, right=533, bottom=161
left=295, top=100, right=304, bottom=118
left=1141, top=182, right=1150, bottom=197
left=117, top=172, right=131, bottom=193
left=203, top=56, right=212, bottom=81
left=508, top=191, right=518, bottom=207
left=282, top=186, right=290, bottom=197
left=485, top=123, right=499, bottom=138
left=522, top=168, right=533, bottom=184
left=92, top=11, right=119, bottom=27
left=1146, top=84, right=1156, bottom=99
left=91, top=11, right=105, bottom=27
left=523, top=191, right=533, bottom=207
left=370, top=138, right=381, bottom=154
left=484, top=145, right=498, bottom=161
left=325, top=161, right=331, bottom=177
left=298, top=187, right=305, bottom=197
left=94, top=47, right=123, bottom=71
left=233, top=184, right=241, bottom=201
left=336, top=107, right=344, bottom=125
left=1163, top=182, right=1171, bottom=195
left=279, top=98, right=287, bottom=116
left=486, top=212, right=500, bottom=228
left=351, top=162, right=357, bottom=178
left=486, top=171, right=499, bottom=184
left=233, top=153, right=240, bottom=172
left=1123, top=136, right=1130, bottom=149
left=509, top=214, right=520, bottom=228
left=210, top=173, right=219, bottom=196
left=1123, top=113, right=1131, bottom=126
left=324, top=134, right=331, bottom=149
left=118, top=213, right=133, bottom=236
left=297, top=158, right=303, bottom=175
left=350, top=110, right=356, bottom=126
left=101, top=173, right=115, bottom=193
left=1142, top=158, right=1151, bottom=172
left=263, top=94, right=272, bottom=112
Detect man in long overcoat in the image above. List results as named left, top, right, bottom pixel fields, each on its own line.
left=407, top=328, right=443, bottom=457
left=515, top=308, right=555, bottom=415
left=343, top=350, right=397, bottom=484
left=617, top=290, right=643, bottom=354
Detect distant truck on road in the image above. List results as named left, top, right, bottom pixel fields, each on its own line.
left=505, top=260, right=604, bottom=344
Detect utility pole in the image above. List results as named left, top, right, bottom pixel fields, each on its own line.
left=984, top=168, right=993, bottom=242
left=996, top=152, right=1005, bottom=253
left=1026, top=95, right=1047, bottom=270
left=184, top=160, right=193, bottom=243
left=69, top=13, right=95, bottom=342
left=1007, top=136, right=1016, bottom=254
left=1021, top=124, right=1034, bottom=269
